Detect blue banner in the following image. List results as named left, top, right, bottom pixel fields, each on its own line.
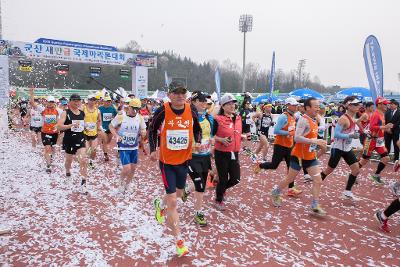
left=269, top=51, right=276, bottom=102
left=363, top=35, right=384, bottom=104
left=35, top=38, right=117, bottom=51
left=215, top=68, right=221, bottom=103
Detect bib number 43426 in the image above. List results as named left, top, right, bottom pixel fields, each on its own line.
left=166, top=130, right=189, bottom=150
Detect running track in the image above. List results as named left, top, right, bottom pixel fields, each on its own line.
left=1, top=130, right=399, bottom=266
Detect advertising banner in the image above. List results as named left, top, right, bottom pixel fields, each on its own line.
left=132, top=66, right=148, bottom=99
left=363, top=35, right=383, bottom=103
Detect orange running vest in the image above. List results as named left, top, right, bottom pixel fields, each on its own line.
left=159, top=103, right=194, bottom=165
left=291, top=114, right=319, bottom=160
left=274, top=112, right=296, bottom=148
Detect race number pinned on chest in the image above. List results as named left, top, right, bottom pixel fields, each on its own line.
left=72, top=120, right=85, bottom=132
left=376, top=137, right=385, bottom=147
left=103, top=113, right=113, bottom=122
left=166, top=129, right=189, bottom=150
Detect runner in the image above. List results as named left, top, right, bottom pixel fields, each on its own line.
left=57, top=94, right=88, bottom=193
left=149, top=81, right=202, bottom=257
left=98, top=96, right=117, bottom=161
left=28, top=97, right=43, bottom=148
left=18, top=97, right=28, bottom=127
left=213, top=93, right=242, bottom=211
left=109, top=98, right=146, bottom=195
left=320, top=96, right=362, bottom=200
left=356, top=102, right=374, bottom=146
left=239, top=98, right=253, bottom=154
left=184, top=91, right=213, bottom=226
left=270, top=97, right=328, bottom=216
left=29, top=88, right=59, bottom=173
left=254, top=98, right=302, bottom=197
left=252, top=103, right=273, bottom=161
left=56, top=98, right=68, bottom=148
left=83, top=95, right=101, bottom=168
left=359, top=97, right=393, bottom=185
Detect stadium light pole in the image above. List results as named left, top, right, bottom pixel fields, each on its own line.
left=239, top=14, right=253, bottom=93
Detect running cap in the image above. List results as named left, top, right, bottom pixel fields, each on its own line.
left=285, top=97, right=299, bottom=106
left=104, top=96, right=112, bottom=101
left=69, top=94, right=81, bottom=101
left=220, top=93, right=237, bottom=106
left=47, top=96, right=56, bottom=102
left=375, top=96, right=390, bottom=105
left=191, top=91, right=207, bottom=102
left=168, top=80, right=187, bottom=93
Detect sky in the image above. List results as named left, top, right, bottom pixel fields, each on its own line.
left=2, top=0, right=400, bottom=91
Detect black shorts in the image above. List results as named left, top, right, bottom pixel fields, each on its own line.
left=41, top=133, right=58, bottom=146
left=188, top=155, right=211, bottom=192
left=30, top=126, right=42, bottom=133
left=242, top=125, right=251, bottom=134
left=159, top=161, right=188, bottom=194
left=84, top=134, right=98, bottom=141
left=63, top=136, right=86, bottom=155
left=328, top=148, right=358, bottom=169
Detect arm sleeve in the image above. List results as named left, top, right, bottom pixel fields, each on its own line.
left=273, top=114, right=289, bottom=135
left=294, top=117, right=314, bottom=144
left=212, top=119, right=219, bottom=136
left=333, top=123, right=350, bottom=139
left=191, top=109, right=202, bottom=143
left=148, top=106, right=165, bottom=153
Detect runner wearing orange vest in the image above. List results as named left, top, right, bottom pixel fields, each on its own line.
left=270, top=97, right=328, bottom=216
left=29, top=87, right=59, bottom=174
left=254, top=97, right=302, bottom=197
left=148, top=81, right=202, bottom=257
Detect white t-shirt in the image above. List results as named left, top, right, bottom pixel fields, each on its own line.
left=30, top=105, right=44, bottom=127
left=111, top=114, right=146, bottom=150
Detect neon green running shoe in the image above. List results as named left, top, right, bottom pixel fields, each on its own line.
left=194, top=212, right=207, bottom=227
left=311, top=204, right=327, bottom=217
left=370, top=174, right=384, bottom=185
left=181, top=184, right=190, bottom=202
left=154, top=198, right=165, bottom=224
left=176, top=240, right=189, bottom=257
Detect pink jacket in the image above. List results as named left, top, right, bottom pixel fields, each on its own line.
left=214, top=114, right=242, bottom=152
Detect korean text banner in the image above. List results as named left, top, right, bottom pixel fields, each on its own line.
left=363, top=35, right=383, bottom=103
left=0, top=40, right=157, bottom=68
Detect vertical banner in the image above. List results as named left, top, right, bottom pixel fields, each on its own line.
left=215, top=68, right=221, bottom=103
left=132, top=66, right=148, bottom=99
left=0, top=55, right=10, bottom=108
left=269, top=51, right=276, bottom=102
left=164, top=71, right=170, bottom=87
left=363, top=35, right=383, bottom=104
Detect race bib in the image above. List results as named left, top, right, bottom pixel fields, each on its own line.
left=197, top=139, right=211, bottom=154
left=262, top=118, right=272, bottom=128
left=103, top=113, right=113, bottom=122
left=71, top=120, right=85, bottom=132
left=309, top=143, right=318, bottom=152
left=376, top=137, right=385, bottom=147
left=166, top=129, right=189, bottom=150
left=122, top=132, right=137, bottom=146
left=143, top=115, right=149, bottom=122
left=33, top=116, right=42, bottom=122
left=85, top=122, right=97, bottom=131
left=246, top=117, right=252, bottom=125
left=44, top=115, right=57, bottom=124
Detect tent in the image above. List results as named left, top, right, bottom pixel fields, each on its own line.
left=336, top=87, right=372, bottom=101
left=289, top=88, right=324, bottom=100
left=252, top=94, right=282, bottom=104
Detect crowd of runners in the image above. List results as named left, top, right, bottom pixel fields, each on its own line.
left=3, top=81, right=400, bottom=257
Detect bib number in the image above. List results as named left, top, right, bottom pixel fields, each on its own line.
left=33, top=116, right=42, bottom=122
left=309, top=143, right=318, bottom=152
left=71, top=120, right=84, bottom=132
left=122, top=132, right=137, bottom=146
left=166, top=130, right=189, bottom=150
left=376, top=137, right=384, bottom=147
left=103, top=113, right=113, bottom=122
left=85, top=122, right=97, bottom=131
left=44, top=115, right=57, bottom=124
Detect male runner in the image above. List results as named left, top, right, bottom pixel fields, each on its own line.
left=320, top=96, right=361, bottom=200
left=359, top=97, right=393, bottom=185
left=109, top=98, right=146, bottom=195
left=148, top=81, right=201, bottom=257
left=98, top=96, right=117, bottom=161
left=28, top=97, right=43, bottom=148
left=270, top=97, right=328, bottom=216
left=83, top=95, right=101, bottom=168
left=57, top=94, right=88, bottom=193
left=255, top=98, right=302, bottom=197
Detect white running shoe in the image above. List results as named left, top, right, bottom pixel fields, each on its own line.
left=80, top=181, right=88, bottom=195
left=342, top=190, right=358, bottom=201
left=389, top=181, right=400, bottom=197
left=303, top=174, right=312, bottom=183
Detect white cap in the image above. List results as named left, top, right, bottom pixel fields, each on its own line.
left=347, top=98, right=361, bottom=104
left=206, top=98, right=213, bottom=104
left=47, top=96, right=56, bottom=102
left=285, top=97, right=299, bottom=106
left=220, top=93, right=237, bottom=106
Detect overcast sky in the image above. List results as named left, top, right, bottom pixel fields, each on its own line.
left=2, top=0, right=399, bottom=91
